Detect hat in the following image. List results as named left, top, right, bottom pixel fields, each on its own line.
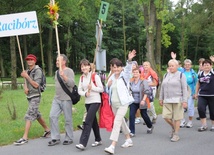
left=25, top=54, right=37, bottom=62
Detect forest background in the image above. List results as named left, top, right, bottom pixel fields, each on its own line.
left=0, top=0, right=214, bottom=89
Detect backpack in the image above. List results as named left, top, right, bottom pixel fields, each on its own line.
left=32, top=67, right=46, bottom=92
left=148, top=87, right=154, bottom=102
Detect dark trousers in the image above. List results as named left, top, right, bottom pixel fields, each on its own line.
left=129, top=103, right=152, bottom=134
left=79, top=103, right=101, bottom=147
left=198, top=96, right=214, bottom=120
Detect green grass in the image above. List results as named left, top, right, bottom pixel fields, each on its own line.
left=0, top=74, right=162, bottom=146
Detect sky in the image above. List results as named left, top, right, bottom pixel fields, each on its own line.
left=172, top=0, right=199, bottom=5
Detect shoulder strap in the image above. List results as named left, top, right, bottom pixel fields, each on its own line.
left=164, top=73, right=168, bottom=79
left=180, top=72, right=182, bottom=79
left=57, top=70, right=72, bottom=97
left=121, top=76, right=129, bottom=90
left=92, top=73, right=97, bottom=86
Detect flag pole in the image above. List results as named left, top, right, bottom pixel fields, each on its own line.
left=50, top=0, right=61, bottom=71
left=16, top=36, right=25, bottom=71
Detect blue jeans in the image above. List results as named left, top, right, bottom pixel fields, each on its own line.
left=129, top=103, right=152, bottom=134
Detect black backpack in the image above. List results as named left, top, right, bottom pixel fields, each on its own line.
left=32, top=67, right=46, bottom=92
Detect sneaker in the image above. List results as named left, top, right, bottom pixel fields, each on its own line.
left=130, top=133, right=135, bottom=137
left=76, top=144, right=85, bottom=150
left=14, top=138, right=28, bottom=145
left=152, top=117, right=157, bottom=124
left=121, top=139, right=133, bottom=148
left=186, top=121, right=193, bottom=128
left=171, top=134, right=180, bottom=142
left=104, top=145, right=115, bottom=154
left=48, top=139, right=60, bottom=146
left=196, top=117, right=200, bottom=120
left=135, top=118, right=141, bottom=124
left=210, top=127, right=214, bottom=132
left=41, top=130, right=51, bottom=138
left=147, top=126, right=154, bottom=134
left=180, top=119, right=186, bottom=128
left=198, top=126, right=208, bottom=132
left=77, top=125, right=84, bottom=130
left=91, top=141, right=102, bottom=147
left=63, top=140, right=73, bottom=145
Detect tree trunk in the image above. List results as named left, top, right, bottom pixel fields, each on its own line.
left=0, top=51, right=5, bottom=76
left=122, top=0, right=127, bottom=61
left=155, top=0, right=164, bottom=80
left=194, top=35, right=199, bottom=68
left=39, top=23, right=45, bottom=73
left=10, top=36, right=17, bottom=90
left=47, top=28, right=53, bottom=76
left=66, top=24, right=71, bottom=66
left=23, top=35, right=28, bottom=69
left=145, top=0, right=156, bottom=69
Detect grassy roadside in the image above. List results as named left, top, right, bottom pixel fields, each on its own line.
left=0, top=75, right=162, bottom=146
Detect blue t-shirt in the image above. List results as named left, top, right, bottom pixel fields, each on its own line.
left=183, top=69, right=198, bottom=95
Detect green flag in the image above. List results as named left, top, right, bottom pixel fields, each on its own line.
left=99, top=1, right=109, bottom=21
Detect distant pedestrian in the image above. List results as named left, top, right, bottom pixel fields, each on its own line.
left=159, top=59, right=188, bottom=142
left=141, top=61, right=158, bottom=124
left=129, top=67, right=154, bottom=137
left=48, top=54, right=75, bottom=146
left=180, top=59, right=198, bottom=128
left=14, top=54, right=50, bottom=145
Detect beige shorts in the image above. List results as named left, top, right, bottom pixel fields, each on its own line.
left=162, top=103, right=183, bottom=120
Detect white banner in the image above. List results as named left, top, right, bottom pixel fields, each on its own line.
left=0, top=11, right=39, bottom=37
left=96, top=49, right=106, bottom=71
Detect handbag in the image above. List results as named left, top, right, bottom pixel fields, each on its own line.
left=121, top=77, right=135, bottom=105
left=57, top=71, right=80, bottom=105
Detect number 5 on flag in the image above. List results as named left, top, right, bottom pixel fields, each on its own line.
left=99, top=1, right=109, bottom=21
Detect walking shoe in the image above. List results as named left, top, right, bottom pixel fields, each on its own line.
left=48, top=139, right=60, bottom=146
left=14, top=138, right=28, bottom=145
left=130, top=133, right=135, bottom=137
left=63, top=140, right=73, bottom=145
left=171, top=134, right=180, bottom=142
left=147, top=126, right=154, bottom=134
left=210, top=127, right=214, bottom=132
left=152, top=117, right=157, bottom=124
left=76, top=144, right=85, bottom=150
left=104, top=145, right=115, bottom=154
left=196, top=117, right=200, bottom=120
left=121, top=139, right=133, bottom=148
left=186, top=121, right=193, bottom=128
left=135, top=117, right=141, bottom=124
left=198, top=126, right=208, bottom=132
left=77, top=125, right=84, bottom=130
left=91, top=141, right=102, bottom=147
left=40, top=130, right=51, bottom=138
left=180, top=119, right=186, bottom=128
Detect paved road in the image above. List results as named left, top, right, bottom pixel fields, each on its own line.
left=0, top=109, right=213, bottom=155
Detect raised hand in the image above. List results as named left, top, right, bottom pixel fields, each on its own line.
left=128, top=49, right=136, bottom=61
left=171, top=51, right=176, bottom=59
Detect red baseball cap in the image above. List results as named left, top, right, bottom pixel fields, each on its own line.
left=25, top=54, right=37, bottom=62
